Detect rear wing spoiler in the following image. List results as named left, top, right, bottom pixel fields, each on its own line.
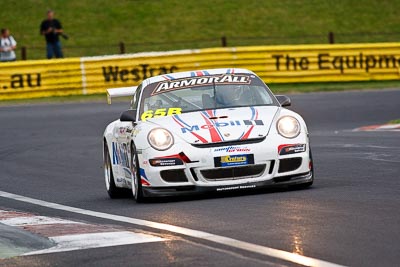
left=107, top=86, right=137, bottom=104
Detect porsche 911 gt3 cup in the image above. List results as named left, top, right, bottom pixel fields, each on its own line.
left=103, top=68, right=313, bottom=202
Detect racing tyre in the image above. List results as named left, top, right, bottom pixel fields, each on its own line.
left=104, top=142, right=126, bottom=198
left=131, top=143, right=144, bottom=203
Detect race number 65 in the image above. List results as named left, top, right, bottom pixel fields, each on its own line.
left=141, top=108, right=182, bottom=121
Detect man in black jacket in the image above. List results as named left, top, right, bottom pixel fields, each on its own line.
left=40, top=10, right=64, bottom=59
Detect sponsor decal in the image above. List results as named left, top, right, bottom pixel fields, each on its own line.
left=141, top=107, right=182, bottom=121
left=152, top=74, right=251, bottom=95
left=213, top=146, right=251, bottom=153
left=118, top=127, right=133, bottom=134
left=278, top=144, right=306, bottom=155
left=139, top=168, right=151, bottom=186
left=272, top=53, right=400, bottom=74
left=149, top=158, right=183, bottom=167
left=239, top=106, right=259, bottom=141
left=216, top=184, right=256, bottom=191
left=214, top=154, right=254, bottom=167
left=222, top=155, right=247, bottom=164
left=102, top=64, right=178, bottom=83
left=112, top=142, right=130, bottom=167
left=1, top=73, right=41, bottom=91
left=173, top=107, right=261, bottom=143
left=181, top=119, right=264, bottom=133
left=123, top=168, right=132, bottom=178
left=132, top=126, right=142, bottom=137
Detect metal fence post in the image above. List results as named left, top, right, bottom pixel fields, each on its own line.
left=21, top=46, right=27, bottom=60
left=221, top=36, right=227, bottom=47
left=328, top=32, right=335, bottom=44
left=119, top=42, right=125, bottom=54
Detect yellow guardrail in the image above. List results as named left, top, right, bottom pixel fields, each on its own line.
left=1, top=42, right=399, bottom=100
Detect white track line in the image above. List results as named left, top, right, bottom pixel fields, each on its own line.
left=24, top=231, right=166, bottom=255
left=0, top=190, right=346, bottom=267
left=1, top=216, right=85, bottom=226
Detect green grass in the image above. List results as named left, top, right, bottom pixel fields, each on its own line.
left=2, top=0, right=400, bottom=60
left=387, top=119, right=400, bottom=124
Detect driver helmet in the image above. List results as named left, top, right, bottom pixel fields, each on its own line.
left=216, top=85, right=244, bottom=106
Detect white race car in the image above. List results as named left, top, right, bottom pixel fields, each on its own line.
left=103, top=68, right=313, bottom=202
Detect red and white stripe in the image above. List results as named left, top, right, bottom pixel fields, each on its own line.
left=0, top=209, right=167, bottom=256
left=353, top=123, right=400, bottom=132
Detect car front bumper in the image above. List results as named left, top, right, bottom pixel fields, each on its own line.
left=141, top=170, right=313, bottom=197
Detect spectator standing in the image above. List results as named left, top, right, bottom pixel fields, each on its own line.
left=40, top=9, right=64, bottom=59
left=0, top=28, right=17, bottom=62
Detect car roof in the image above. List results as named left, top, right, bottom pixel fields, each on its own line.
left=141, top=68, right=256, bottom=87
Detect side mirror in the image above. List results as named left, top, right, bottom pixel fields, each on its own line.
left=120, top=109, right=137, bottom=122
left=276, top=95, right=291, bottom=107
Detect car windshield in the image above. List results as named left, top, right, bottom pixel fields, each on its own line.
left=138, top=73, right=277, bottom=121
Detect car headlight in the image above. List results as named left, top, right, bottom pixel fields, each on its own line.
left=147, top=128, right=174, bottom=150
left=277, top=116, right=300, bottom=138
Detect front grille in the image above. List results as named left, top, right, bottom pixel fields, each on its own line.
left=200, top=164, right=266, bottom=181
left=160, top=169, right=189, bottom=183
left=278, top=158, right=302, bottom=173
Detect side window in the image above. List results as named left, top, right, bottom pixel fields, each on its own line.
left=130, top=84, right=142, bottom=109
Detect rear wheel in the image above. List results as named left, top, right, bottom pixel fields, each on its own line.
left=131, top=143, right=144, bottom=203
left=104, top=142, right=126, bottom=198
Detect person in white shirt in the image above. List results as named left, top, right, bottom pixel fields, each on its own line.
left=0, top=28, right=17, bottom=62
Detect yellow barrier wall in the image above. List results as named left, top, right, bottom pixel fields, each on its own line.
left=0, top=58, right=82, bottom=100
left=1, top=43, right=400, bottom=100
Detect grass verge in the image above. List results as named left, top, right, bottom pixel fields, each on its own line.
left=387, top=119, right=400, bottom=124
left=2, top=0, right=400, bottom=59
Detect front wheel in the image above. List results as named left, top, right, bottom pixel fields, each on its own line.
left=104, top=142, right=126, bottom=198
left=131, top=143, right=144, bottom=203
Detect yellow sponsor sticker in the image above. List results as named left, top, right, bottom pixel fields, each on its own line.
left=141, top=107, right=182, bottom=121
left=221, top=155, right=247, bottom=163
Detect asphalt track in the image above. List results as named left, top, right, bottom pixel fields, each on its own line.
left=0, top=89, right=399, bottom=267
